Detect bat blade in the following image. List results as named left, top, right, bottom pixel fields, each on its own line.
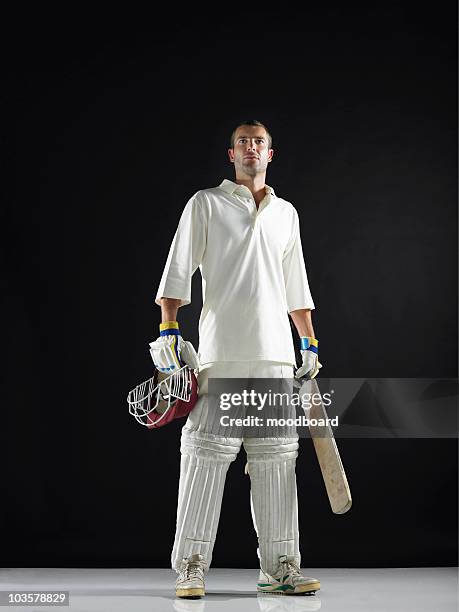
left=300, top=377, right=352, bottom=514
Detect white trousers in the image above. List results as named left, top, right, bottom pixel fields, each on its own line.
left=171, top=360, right=301, bottom=576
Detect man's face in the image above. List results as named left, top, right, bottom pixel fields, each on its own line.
left=228, top=126, right=273, bottom=177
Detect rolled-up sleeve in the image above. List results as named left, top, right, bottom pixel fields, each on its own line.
left=282, top=208, right=315, bottom=312
left=155, top=193, right=207, bottom=307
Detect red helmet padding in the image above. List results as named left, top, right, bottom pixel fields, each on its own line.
left=146, top=368, right=199, bottom=429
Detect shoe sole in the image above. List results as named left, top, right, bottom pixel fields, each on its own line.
left=176, top=587, right=205, bottom=598
left=257, top=581, right=320, bottom=595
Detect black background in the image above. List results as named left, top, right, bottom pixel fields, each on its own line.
left=2, top=5, right=457, bottom=567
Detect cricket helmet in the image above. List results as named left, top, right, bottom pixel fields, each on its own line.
left=127, top=365, right=198, bottom=429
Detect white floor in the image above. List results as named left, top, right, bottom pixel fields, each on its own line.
left=0, top=567, right=457, bottom=611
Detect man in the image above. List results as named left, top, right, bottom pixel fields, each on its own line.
left=153, top=120, right=322, bottom=598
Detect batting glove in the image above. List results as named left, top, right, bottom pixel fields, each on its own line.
left=295, top=336, right=323, bottom=380
left=149, top=321, right=200, bottom=373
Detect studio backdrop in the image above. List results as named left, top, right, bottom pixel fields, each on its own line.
left=3, top=6, right=457, bottom=568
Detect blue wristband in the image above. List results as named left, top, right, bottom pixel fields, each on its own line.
left=300, top=337, right=319, bottom=354
left=160, top=328, right=181, bottom=336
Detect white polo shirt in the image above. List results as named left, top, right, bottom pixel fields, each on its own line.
left=155, top=178, right=315, bottom=366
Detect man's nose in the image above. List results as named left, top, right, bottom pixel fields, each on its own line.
left=246, top=140, right=257, bottom=151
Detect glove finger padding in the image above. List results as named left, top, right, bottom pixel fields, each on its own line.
left=310, top=359, right=322, bottom=379
left=295, top=352, right=321, bottom=380
left=295, top=364, right=311, bottom=380
left=179, top=340, right=200, bottom=370
left=149, top=335, right=183, bottom=372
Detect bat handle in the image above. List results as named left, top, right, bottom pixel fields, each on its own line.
left=293, top=373, right=312, bottom=390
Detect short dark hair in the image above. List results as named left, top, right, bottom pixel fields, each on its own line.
left=230, top=119, right=272, bottom=149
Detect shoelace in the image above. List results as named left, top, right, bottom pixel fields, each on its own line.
left=280, top=558, right=302, bottom=580
left=183, top=561, right=203, bottom=580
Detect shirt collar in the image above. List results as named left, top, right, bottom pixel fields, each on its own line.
left=218, top=178, right=276, bottom=198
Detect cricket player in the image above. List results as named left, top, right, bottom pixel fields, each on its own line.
left=151, top=120, right=322, bottom=598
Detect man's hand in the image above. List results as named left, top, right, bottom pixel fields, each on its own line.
left=149, top=321, right=200, bottom=372
left=295, top=336, right=322, bottom=380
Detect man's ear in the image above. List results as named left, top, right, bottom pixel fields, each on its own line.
left=228, top=148, right=235, bottom=163
left=268, top=148, right=274, bottom=163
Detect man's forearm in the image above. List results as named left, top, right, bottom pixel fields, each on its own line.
left=289, top=308, right=316, bottom=338
left=160, top=297, right=182, bottom=323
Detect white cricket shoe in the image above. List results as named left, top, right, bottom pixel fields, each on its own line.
left=257, top=555, right=320, bottom=595
left=175, top=553, right=206, bottom=598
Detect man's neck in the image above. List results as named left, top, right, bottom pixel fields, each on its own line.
left=234, top=174, right=267, bottom=207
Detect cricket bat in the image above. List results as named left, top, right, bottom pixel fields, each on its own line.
left=299, top=377, right=352, bottom=514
